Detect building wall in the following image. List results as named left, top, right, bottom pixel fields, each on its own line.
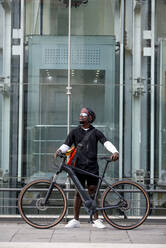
left=0, top=0, right=166, bottom=216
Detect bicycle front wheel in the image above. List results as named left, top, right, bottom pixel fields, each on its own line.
left=18, top=179, right=67, bottom=229
left=101, top=180, right=150, bottom=230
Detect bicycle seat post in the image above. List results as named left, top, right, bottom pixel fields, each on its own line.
left=101, top=160, right=110, bottom=182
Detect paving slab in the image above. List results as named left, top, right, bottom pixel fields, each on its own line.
left=0, top=222, right=165, bottom=247
left=0, top=243, right=166, bottom=248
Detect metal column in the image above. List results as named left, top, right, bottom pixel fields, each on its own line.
left=132, top=1, right=143, bottom=177
left=12, top=0, right=25, bottom=180
left=67, top=0, right=72, bottom=135
left=0, top=1, right=11, bottom=174
left=150, top=0, right=155, bottom=185
left=65, top=0, right=72, bottom=220
left=119, top=0, right=125, bottom=179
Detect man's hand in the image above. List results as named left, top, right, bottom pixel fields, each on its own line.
left=53, top=149, right=62, bottom=159
left=110, top=152, right=119, bottom=161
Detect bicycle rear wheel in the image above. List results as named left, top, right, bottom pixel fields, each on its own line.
left=101, top=180, right=150, bottom=230
left=18, top=179, right=67, bottom=229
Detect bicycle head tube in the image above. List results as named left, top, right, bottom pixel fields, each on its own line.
left=55, top=153, right=67, bottom=174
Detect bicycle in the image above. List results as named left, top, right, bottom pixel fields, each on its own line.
left=18, top=154, right=150, bottom=230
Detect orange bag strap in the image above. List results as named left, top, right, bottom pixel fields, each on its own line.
left=67, top=148, right=77, bottom=166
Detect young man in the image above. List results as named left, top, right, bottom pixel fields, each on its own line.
left=55, top=107, right=119, bottom=229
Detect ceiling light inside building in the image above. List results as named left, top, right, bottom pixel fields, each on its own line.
left=71, top=69, right=75, bottom=76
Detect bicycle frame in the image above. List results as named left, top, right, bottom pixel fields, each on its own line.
left=43, top=157, right=125, bottom=222
left=61, top=159, right=124, bottom=216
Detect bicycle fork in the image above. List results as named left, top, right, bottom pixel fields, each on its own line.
left=42, top=176, right=57, bottom=205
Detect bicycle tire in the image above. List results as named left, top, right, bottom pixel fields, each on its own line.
left=18, top=179, right=67, bottom=229
left=101, top=180, right=150, bottom=230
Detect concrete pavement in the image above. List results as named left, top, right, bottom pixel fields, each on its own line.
left=0, top=221, right=166, bottom=248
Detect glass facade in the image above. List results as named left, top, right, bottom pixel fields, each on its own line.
left=0, top=0, right=166, bottom=216
left=25, top=0, right=118, bottom=183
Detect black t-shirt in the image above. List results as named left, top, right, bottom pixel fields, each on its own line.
left=64, top=125, right=107, bottom=174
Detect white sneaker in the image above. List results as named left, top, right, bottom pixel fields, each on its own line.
left=92, top=219, right=106, bottom=229
left=65, top=219, right=80, bottom=228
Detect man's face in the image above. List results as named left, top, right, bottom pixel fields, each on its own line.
left=80, top=108, right=89, bottom=124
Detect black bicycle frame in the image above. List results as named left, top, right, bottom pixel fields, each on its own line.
left=43, top=158, right=124, bottom=214
left=62, top=161, right=124, bottom=213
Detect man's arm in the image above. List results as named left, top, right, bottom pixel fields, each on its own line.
left=104, top=141, right=119, bottom=161
left=96, top=129, right=119, bottom=162
left=53, top=144, right=70, bottom=159
left=58, top=144, right=70, bottom=153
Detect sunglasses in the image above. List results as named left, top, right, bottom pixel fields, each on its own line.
left=80, top=113, right=88, bottom=117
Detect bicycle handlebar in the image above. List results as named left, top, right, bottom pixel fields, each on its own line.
left=55, top=151, right=67, bottom=159
left=56, top=153, right=112, bottom=162
left=55, top=153, right=113, bottom=165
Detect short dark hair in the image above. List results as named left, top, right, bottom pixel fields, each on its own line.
left=86, top=107, right=96, bottom=123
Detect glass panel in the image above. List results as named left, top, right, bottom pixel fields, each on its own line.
left=26, top=68, right=68, bottom=182
left=153, top=0, right=166, bottom=215
left=25, top=1, right=69, bottom=182
left=0, top=94, right=2, bottom=177
left=70, top=0, right=115, bottom=35
left=156, top=0, right=166, bottom=38
left=158, top=40, right=166, bottom=186
left=25, top=0, right=41, bottom=35
left=70, top=1, right=118, bottom=181
left=0, top=50, right=2, bottom=173
left=0, top=5, right=3, bottom=174
left=70, top=69, right=105, bottom=124
left=25, top=0, right=115, bottom=36
left=25, top=0, right=69, bottom=36
left=156, top=0, right=166, bottom=187
left=25, top=33, right=117, bottom=182
left=43, top=0, right=69, bottom=35
left=70, top=67, right=118, bottom=181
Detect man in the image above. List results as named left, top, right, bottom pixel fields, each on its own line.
left=55, top=107, right=119, bottom=229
